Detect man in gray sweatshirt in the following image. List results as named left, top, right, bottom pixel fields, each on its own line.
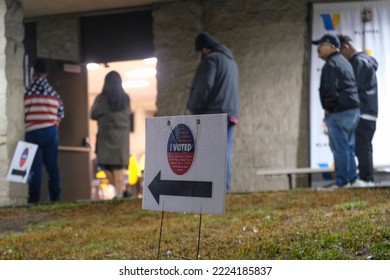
left=187, top=32, right=239, bottom=192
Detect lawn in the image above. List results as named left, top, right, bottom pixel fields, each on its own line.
left=0, top=188, right=389, bottom=260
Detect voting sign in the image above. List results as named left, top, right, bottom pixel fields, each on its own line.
left=7, top=141, right=38, bottom=183
left=142, top=114, right=227, bottom=215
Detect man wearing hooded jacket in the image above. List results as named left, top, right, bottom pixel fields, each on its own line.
left=186, top=32, right=239, bottom=192
left=338, top=34, right=379, bottom=186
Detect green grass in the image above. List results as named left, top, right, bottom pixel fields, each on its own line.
left=0, top=188, right=389, bottom=260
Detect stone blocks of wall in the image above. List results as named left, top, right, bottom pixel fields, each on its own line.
left=37, top=18, right=80, bottom=62
left=207, top=0, right=310, bottom=192
left=154, top=0, right=310, bottom=192
left=153, top=1, right=203, bottom=116
left=0, top=0, right=27, bottom=206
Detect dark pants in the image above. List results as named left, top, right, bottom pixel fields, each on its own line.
left=355, top=118, right=376, bottom=182
left=25, top=126, right=61, bottom=203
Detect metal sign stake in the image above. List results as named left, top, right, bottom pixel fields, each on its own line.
left=156, top=210, right=164, bottom=260
left=156, top=211, right=204, bottom=260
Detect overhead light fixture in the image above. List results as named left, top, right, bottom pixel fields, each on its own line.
left=143, top=57, right=157, bottom=64
left=125, top=68, right=156, bottom=78
left=122, top=80, right=150, bottom=89
left=86, top=63, right=100, bottom=70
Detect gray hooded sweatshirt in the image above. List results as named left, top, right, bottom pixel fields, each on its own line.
left=187, top=44, right=239, bottom=120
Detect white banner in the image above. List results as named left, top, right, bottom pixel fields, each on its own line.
left=310, top=1, right=390, bottom=168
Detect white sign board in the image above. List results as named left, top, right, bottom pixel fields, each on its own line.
left=7, top=141, right=38, bottom=183
left=142, top=114, right=227, bottom=215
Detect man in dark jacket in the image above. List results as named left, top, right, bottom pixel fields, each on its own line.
left=187, top=32, right=239, bottom=192
left=312, top=34, right=360, bottom=188
left=338, top=34, right=379, bottom=186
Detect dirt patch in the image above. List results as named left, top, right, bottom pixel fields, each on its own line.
left=0, top=212, right=56, bottom=234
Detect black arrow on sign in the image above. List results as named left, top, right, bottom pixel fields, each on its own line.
left=11, top=169, right=27, bottom=178
left=148, top=171, right=212, bottom=204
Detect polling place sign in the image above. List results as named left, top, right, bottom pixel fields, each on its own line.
left=142, top=114, right=227, bottom=215
left=7, top=141, right=38, bottom=183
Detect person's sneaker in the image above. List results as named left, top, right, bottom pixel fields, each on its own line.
left=366, top=181, right=376, bottom=187
left=353, top=180, right=375, bottom=187
left=351, top=179, right=364, bottom=187
left=318, top=183, right=349, bottom=191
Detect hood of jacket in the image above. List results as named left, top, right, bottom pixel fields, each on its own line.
left=355, top=51, right=379, bottom=71
left=212, top=44, right=234, bottom=60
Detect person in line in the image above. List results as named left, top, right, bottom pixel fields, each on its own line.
left=24, top=58, right=64, bottom=204
left=91, top=71, right=131, bottom=199
left=312, top=34, right=360, bottom=188
left=338, top=34, right=379, bottom=187
left=186, top=32, right=239, bottom=192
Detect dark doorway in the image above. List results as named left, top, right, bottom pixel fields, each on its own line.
left=80, top=10, right=154, bottom=63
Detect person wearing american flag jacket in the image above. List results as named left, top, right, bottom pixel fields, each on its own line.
left=24, top=58, right=64, bottom=204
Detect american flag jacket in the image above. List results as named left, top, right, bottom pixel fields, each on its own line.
left=24, top=77, right=64, bottom=132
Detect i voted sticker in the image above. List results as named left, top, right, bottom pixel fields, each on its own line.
left=167, top=124, right=195, bottom=175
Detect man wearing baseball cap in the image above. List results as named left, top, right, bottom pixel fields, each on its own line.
left=312, top=34, right=360, bottom=189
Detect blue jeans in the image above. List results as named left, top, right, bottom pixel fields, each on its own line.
left=325, top=108, right=360, bottom=186
left=226, top=122, right=235, bottom=192
left=25, top=126, right=61, bottom=203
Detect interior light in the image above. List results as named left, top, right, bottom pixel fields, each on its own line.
left=125, top=68, right=157, bottom=78
left=87, top=63, right=101, bottom=70
left=143, top=57, right=157, bottom=64
left=122, top=80, right=150, bottom=89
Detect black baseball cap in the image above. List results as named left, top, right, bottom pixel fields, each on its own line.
left=312, top=34, right=340, bottom=48
left=33, top=58, right=49, bottom=73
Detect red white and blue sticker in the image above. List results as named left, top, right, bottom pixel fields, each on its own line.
left=19, top=148, right=29, bottom=168
left=167, top=124, right=195, bottom=175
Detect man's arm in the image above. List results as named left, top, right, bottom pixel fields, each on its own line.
left=319, top=64, right=338, bottom=113
left=187, top=56, right=217, bottom=114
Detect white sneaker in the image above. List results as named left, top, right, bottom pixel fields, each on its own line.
left=366, top=181, right=375, bottom=187
left=351, top=179, right=361, bottom=187
left=318, top=183, right=349, bottom=191
left=358, top=180, right=375, bottom=187
left=351, top=179, right=364, bottom=187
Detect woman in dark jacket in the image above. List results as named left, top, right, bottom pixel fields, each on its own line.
left=91, top=71, right=131, bottom=198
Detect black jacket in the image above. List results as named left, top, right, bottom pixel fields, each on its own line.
left=187, top=44, right=239, bottom=119
left=349, top=52, right=378, bottom=117
left=319, top=52, right=360, bottom=113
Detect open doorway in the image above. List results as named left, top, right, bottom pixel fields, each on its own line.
left=87, top=58, right=157, bottom=198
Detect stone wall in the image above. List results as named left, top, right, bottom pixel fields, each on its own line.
left=153, top=1, right=202, bottom=116
left=37, top=17, right=80, bottom=62
left=0, top=0, right=26, bottom=206
left=153, top=0, right=311, bottom=191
